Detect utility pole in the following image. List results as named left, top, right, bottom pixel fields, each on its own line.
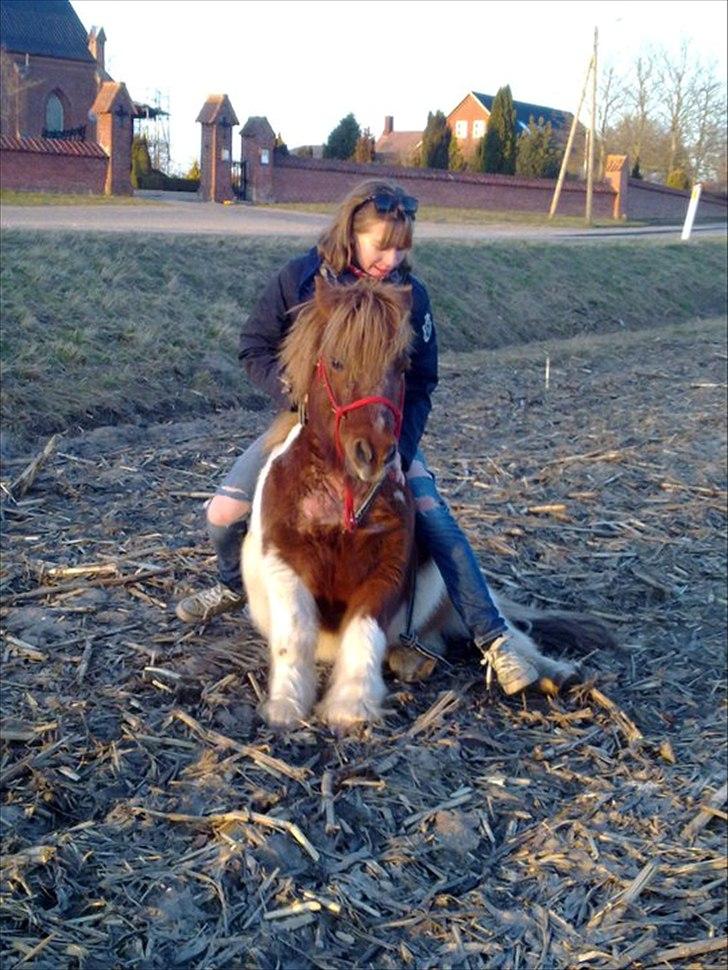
left=548, top=49, right=595, bottom=219
left=585, top=26, right=598, bottom=225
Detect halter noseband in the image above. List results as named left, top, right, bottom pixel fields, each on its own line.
left=316, top=357, right=404, bottom=531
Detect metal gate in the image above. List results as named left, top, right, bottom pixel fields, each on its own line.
left=231, top=160, right=247, bottom=200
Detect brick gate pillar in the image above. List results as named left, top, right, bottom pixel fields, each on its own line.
left=90, top=81, right=133, bottom=196
left=604, top=155, right=629, bottom=220
left=240, top=116, right=276, bottom=202
left=196, top=94, right=239, bottom=203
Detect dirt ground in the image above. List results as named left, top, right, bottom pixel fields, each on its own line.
left=1, top=319, right=726, bottom=969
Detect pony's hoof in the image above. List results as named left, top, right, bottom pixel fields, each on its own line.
left=263, top=697, right=307, bottom=730
left=386, top=644, right=437, bottom=682
left=317, top=692, right=382, bottom=735
left=538, top=661, right=581, bottom=695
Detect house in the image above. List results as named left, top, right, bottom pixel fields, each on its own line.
left=0, top=0, right=138, bottom=194
left=446, top=91, right=572, bottom=161
left=374, top=116, right=422, bottom=166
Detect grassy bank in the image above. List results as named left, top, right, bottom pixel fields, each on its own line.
left=267, top=202, right=645, bottom=229
left=1, top=230, right=726, bottom=450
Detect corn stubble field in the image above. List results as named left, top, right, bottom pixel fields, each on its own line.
left=0, top=230, right=726, bottom=969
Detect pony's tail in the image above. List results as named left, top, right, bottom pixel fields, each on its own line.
left=496, top=594, right=618, bottom=656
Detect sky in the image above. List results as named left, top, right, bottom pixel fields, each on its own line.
left=72, top=0, right=728, bottom=174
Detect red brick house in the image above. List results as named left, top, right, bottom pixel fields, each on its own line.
left=0, top=0, right=134, bottom=194
left=447, top=91, right=572, bottom=162
left=374, top=116, right=422, bottom=165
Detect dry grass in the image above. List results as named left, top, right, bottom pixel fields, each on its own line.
left=0, top=190, right=157, bottom=207
left=263, top=202, right=646, bottom=230
left=1, top=318, right=726, bottom=968
left=1, top=231, right=726, bottom=454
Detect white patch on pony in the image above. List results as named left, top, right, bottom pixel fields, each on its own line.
left=248, top=421, right=303, bottom=540
left=318, top=615, right=387, bottom=731
left=242, top=422, right=320, bottom=728
left=248, top=546, right=318, bottom=728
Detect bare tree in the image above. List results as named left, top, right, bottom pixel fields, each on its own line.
left=685, top=64, right=727, bottom=183
left=627, top=53, right=656, bottom=173
left=596, top=63, right=625, bottom=177
left=601, top=42, right=727, bottom=187
left=658, top=43, right=692, bottom=175
left=0, top=49, right=42, bottom=136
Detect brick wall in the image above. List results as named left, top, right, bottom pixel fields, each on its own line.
left=0, top=142, right=107, bottom=194
left=625, top=179, right=727, bottom=222
left=270, top=155, right=616, bottom=217
left=2, top=52, right=98, bottom=138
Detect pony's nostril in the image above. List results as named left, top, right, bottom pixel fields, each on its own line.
left=355, top=439, right=374, bottom=466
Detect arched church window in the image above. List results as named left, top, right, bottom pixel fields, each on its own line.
left=45, top=93, right=64, bottom=133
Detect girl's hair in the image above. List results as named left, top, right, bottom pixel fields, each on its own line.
left=317, top=178, right=416, bottom=274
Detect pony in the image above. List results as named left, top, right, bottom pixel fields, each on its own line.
left=242, top=277, right=608, bottom=733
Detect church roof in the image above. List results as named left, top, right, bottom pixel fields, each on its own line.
left=0, top=0, right=95, bottom=63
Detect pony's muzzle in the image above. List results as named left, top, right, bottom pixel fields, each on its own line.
left=347, top=437, right=397, bottom=482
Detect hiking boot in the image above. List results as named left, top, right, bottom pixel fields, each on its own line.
left=175, top=582, right=246, bottom=624
left=477, top=633, right=540, bottom=695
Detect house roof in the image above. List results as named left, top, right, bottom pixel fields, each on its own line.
left=374, top=131, right=422, bottom=157
left=0, top=0, right=95, bottom=63
left=470, top=92, right=571, bottom=132
left=0, top=132, right=107, bottom=157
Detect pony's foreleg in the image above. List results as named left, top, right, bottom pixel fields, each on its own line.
left=318, top=616, right=387, bottom=733
left=260, top=553, right=318, bottom=729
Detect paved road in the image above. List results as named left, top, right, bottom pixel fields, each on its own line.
left=1, top=196, right=726, bottom=242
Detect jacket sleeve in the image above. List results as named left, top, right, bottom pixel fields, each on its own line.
left=238, top=257, right=307, bottom=411
left=399, top=278, right=439, bottom=471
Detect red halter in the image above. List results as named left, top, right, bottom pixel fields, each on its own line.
left=316, top=357, right=405, bottom=531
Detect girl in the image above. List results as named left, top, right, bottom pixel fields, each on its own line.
left=176, top=178, right=543, bottom=695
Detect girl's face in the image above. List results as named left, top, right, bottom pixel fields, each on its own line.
left=353, top=219, right=409, bottom=279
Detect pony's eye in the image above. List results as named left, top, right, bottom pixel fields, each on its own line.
left=330, top=358, right=344, bottom=372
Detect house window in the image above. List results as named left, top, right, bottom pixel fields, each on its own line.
left=45, top=93, right=64, bottom=133
left=455, top=120, right=468, bottom=139
left=473, top=120, right=485, bottom=139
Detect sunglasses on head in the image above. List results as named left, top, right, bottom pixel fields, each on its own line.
left=362, top=190, right=418, bottom=218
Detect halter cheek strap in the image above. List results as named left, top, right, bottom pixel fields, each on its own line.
left=316, top=358, right=405, bottom=531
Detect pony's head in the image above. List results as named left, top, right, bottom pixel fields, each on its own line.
left=281, top=277, right=413, bottom=484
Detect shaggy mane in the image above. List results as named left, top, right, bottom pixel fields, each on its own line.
left=280, top=279, right=412, bottom=404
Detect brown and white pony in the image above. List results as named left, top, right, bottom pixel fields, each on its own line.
left=242, top=277, right=607, bottom=733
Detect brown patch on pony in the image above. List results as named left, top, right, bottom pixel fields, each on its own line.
left=280, top=277, right=413, bottom=404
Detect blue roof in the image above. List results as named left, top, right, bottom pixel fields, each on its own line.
left=472, top=92, right=570, bottom=132
left=0, top=0, right=94, bottom=62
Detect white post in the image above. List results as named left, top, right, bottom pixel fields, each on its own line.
left=681, top=184, right=702, bottom=241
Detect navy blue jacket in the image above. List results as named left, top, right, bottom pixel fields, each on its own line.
left=238, top=246, right=438, bottom=471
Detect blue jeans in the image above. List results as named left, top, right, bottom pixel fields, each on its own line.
left=407, top=451, right=507, bottom=645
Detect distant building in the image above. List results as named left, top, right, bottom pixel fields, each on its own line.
left=0, top=0, right=152, bottom=194
left=374, top=116, right=422, bottom=166
left=446, top=91, right=572, bottom=161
